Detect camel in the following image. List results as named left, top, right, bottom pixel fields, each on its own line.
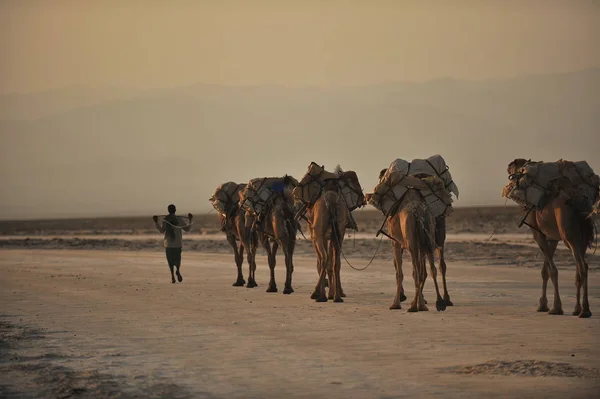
left=242, top=177, right=300, bottom=294
left=309, top=189, right=349, bottom=302
left=372, top=169, right=454, bottom=308
left=298, top=168, right=364, bottom=299
left=508, top=159, right=596, bottom=318
left=219, top=203, right=257, bottom=287
left=386, top=188, right=447, bottom=312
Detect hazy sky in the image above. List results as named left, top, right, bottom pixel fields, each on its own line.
left=1, top=1, right=599, bottom=219
left=1, top=0, right=599, bottom=93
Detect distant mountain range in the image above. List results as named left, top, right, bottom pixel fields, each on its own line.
left=1, top=69, right=599, bottom=219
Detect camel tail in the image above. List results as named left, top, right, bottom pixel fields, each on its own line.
left=583, top=215, right=595, bottom=250
left=326, top=194, right=342, bottom=251
left=415, top=205, right=436, bottom=255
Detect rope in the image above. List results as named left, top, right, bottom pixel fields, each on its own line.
left=156, top=216, right=196, bottom=230
left=326, top=196, right=383, bottom=271
left=336, top=228, right=385, bottom=271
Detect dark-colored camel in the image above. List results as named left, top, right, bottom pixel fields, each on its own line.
left=219, top=204, right=257, bottom=287
left=243, top=189, right=299, bottom=294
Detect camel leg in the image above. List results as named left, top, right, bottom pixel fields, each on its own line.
left=265, top=240, right=278, bottom=293
left=546, top=256, right=563, bottom=315
left=390, top=243, right=405, bottom=309
left=536, top=239, right=557, bottom=312
left=437, top=247, right=453, bottom=306
left=428, top=252, right=446, bottom=312
left=408, top=252, right=421, bottom=312
left=313, top=239, right=328, bottom=288
left=314, top=267, right=328, bottom=303
left=246, top=231, right=258, bottom=288
left=333, top=238, right=344, bottom=303
left=311, top=241, right=322, bottom=299
left=538, top=259, right=550, bottom=312
left=534, top=237, right=558, bottom=312
left=227, top=235, right=245, bottom=287
left=434, top=217, right=452, bottom=305
left=327, top=242, right=335, bottom=299
left=532, top=232, right=562, bottom=314
left=283, top=237, right=295, bottom=295
left=417, top=256, right=429, bottom=312
left=312, top=240, right=329, bottom=302
left=570, top=246, right=591, bottom=318
left=573, top=269, right=582, bottom=316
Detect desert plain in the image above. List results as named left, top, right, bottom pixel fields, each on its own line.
left=1, top=207, right=599, bottom=398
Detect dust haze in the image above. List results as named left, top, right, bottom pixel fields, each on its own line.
left=0, top=0, right=599, bottom=219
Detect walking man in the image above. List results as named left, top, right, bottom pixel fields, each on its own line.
left=153, top=204, right=193, bottom=283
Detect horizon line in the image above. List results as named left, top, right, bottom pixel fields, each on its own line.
left=2, top=66, right=599, bottom=97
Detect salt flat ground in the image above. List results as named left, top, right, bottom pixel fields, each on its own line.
left=1, top=249, right=599, bottom=399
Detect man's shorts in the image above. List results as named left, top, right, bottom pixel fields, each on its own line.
left=165, top=247, right=182, bottom=266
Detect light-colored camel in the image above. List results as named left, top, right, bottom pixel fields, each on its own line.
left=219, top=204, right=257, bottom=287
left=387, top=189, right=447, bottom=312
left=301, top=169, right=364, bottom=298
left=309, top=189, right=349, bottom=302
left=367, top=169, right=454, bottom=308
left=244, top=189, right=299, bottom=294
left=508, top=159, right=596, bottom=318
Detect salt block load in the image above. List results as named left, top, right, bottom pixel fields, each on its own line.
left=502, top=159, right=599, bottom=212
left=368, top=155, right=458, bottom=218
left=209, top=182, right=247, bottom=216
left=293, top=162, right=364, bottom=211
left=239, top=175, right=298, bottom=216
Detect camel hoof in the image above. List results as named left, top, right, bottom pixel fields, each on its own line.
left=419, top=306, right=429, bottom=312
left=315, top=297, right=328, bottom=303
left=407, top=306, right=418, bottom=313
left=572, top=305, right=582, bottom=316
left=400, top=293, right=407, bottom=303
left=310, top=291, right=318, bottom=299
left=266, top=286, right=278, bottom=293
left=341, top=292, right=346, bottom=298
left=232, top=280, right=245, bottom=287
left=537, top=305, right=550, bottom=312
left=283, top=287, right=294, bottom=295
left=176, top=271, right=183, bottom=282
left=328, top=294, right=334, bottom=300
left=334, top=298, right=344, bottom=303
left=578, top=310, right=592, bottom=318
left=444, top=298, right=454, bottom=306
left=548, top=307, right=564, bottom=315
left=389, top=303, right=401, bottom=310
left=171, top=278, right=176, bottom=284
left=246, top=281, right=258, bottom=288
left=436, top=299, right=447, bottom=312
